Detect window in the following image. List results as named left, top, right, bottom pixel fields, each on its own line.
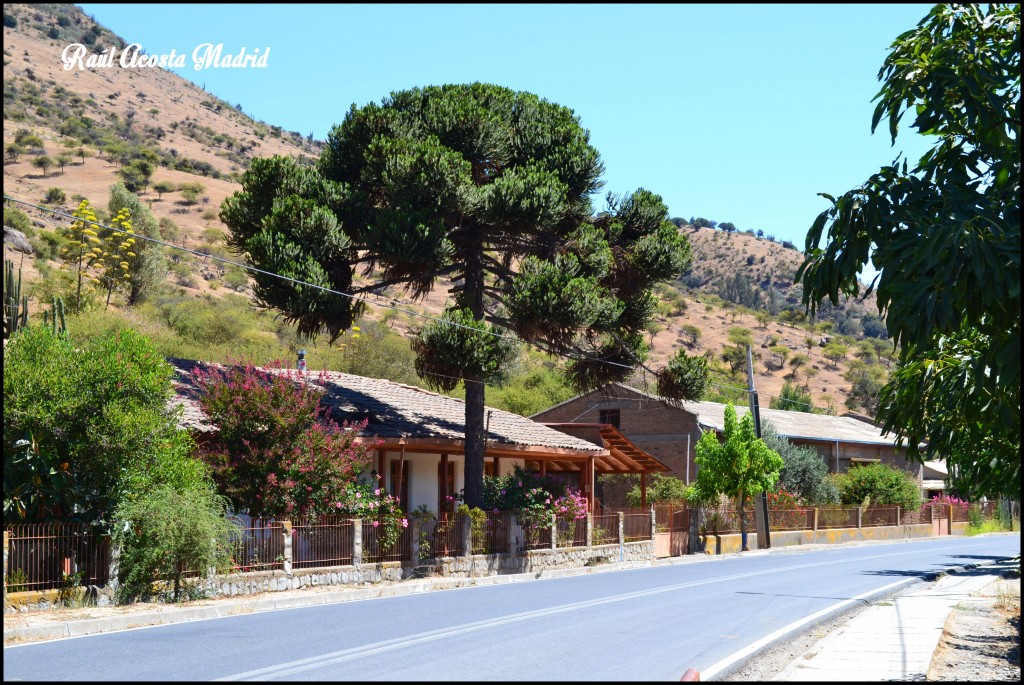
left=389, top=460, right=410, bottom=512
left=485, top=460, right=495, bottom=477
left=599, top=408, right=620, bottom=428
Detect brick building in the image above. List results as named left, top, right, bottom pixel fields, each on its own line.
left=532, top=383, right=924, bottom=502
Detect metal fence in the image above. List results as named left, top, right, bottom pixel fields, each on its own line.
left=900, top=505, right=931, bottom=526
left=362, top=520, right=411, bottom=563
left=470, top=512, right=513, bottom=555
left=862, top=507, right=900, bottom=528
left=290, top=517, right=354, bottom=568
left=231, top=517, right=285, bottom=572
left=555, top=515, right=588, bottom=548
left=432, top=512, right=466, bottom=557
left=622, top=512, right=652, bottom=542
left=5, top=523, right=110, bottom=591
left=767, top=508, right=815, bottom=532
left=591, top=514, right=619, bottom=546
left=816, top=507, right=859, bottom=530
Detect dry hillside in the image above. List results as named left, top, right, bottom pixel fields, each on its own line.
left=3, top=3, right=892, bottom=416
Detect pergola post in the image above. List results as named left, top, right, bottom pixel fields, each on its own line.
left=588, top=455, right=596, bottom=513
left=640, top=472, right=647, bottom=508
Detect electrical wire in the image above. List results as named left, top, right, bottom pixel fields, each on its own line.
left=4, top=194, right=838, bottom=413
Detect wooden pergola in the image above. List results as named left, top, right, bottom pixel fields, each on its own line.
left=526, top=424, right=671, bottom=509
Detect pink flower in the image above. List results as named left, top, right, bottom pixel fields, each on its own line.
left=356, top=492, right=361, bottom=498
left=401, top=519, right=409, bottom=528
left=374, top=489, right=381, bottom=496
left=335, top=502, right=343, bottom=508
left=372, top=520, right=379, bottom=527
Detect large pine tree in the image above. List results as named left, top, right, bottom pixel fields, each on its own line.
left=222, top=83, right=704, bottom=507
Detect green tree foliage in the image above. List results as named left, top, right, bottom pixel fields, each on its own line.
left=822, top=342, right=848, bottom=368
left=117, top=159, right=154, bottom=193
left=796, top=4, right=1020, bottom=499
left=761, top=421, right=838, bottom=505
left=44, top=187, right=66, bottom=204
left=152, top=181, right=176, bottom=200
left=221, top=83, right=697, bottom=507
left=770, top=381, right=813, bottom=412
left=691, top=404, right=783, bottom=549
left=31, top=155, right=54, bottom=176
left=625, top=473, right=689, bottom=507
left=112, top=483, right=237, bottom=603
left=109, top=183, right=167, bottom=305
left=3, top=325, right=200, bottom=525
left=830, top=462, right=922, bottom=511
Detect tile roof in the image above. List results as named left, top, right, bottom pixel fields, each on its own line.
left=167, top=358, right=603, bottom=453
left=535, top=383, right=912, bottom=448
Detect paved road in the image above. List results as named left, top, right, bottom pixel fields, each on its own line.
left=3, top=536, right=1019, bottom=681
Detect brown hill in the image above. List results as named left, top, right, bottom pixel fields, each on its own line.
left=3, top=3, right=890, bottom=416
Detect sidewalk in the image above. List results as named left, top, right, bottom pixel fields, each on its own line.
left=772, top=557, right=1020, bottom=682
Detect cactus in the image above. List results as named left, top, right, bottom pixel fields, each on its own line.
left=4, top=257, right=29, bottom=339
left=42, top=295, right=67, bottom=337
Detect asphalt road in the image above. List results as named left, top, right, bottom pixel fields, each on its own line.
left=3, top=536, right=1019, bottom=681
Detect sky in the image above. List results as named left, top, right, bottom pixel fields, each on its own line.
left=78, top=3, right=935, bottom=255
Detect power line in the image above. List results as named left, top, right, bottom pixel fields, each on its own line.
left=4, top=195, right=844, bottom=415
left=2, top=194, right=642, bottom=376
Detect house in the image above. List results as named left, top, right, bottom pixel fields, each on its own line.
left=531, top=383, right=924, bottom=503
left=168, top=359, right=669, bottom=514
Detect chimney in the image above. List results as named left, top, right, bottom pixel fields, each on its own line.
left=297, top=348, right=307, bottom=371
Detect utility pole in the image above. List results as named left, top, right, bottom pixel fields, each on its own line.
left=747, top=345, right=771, bottom=550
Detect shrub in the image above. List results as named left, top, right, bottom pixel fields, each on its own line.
left=3, top=325, right=198, bottom=524
left=831, top=462, right=921, bottom=510
left=193, top=360, right=381, bottom=520
left=44, top=187, right=66, bottom=204
left=112, top=482, right=238, bottom=603
left=762, top=422, right=836, bottom=504
left=626, top=473, right=689, bottom=507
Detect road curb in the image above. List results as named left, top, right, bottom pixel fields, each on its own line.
left=700, top=556, right=1015, bottom=681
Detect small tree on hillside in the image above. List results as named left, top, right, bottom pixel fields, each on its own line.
left=691, top=403, right=783, bottom=550
left=823, top=342, right=848, bottom=369
left=32, top=155, right=54, bottom=177
left=770, top=381, right=813, bottom=412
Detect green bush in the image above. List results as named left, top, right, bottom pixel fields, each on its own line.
left=830, top=462, right=921, bottom=510
left=112, top=483, right=237, bottom=603
left=762, top=421, right=838, bottom=504
left=626, top=474, right=689, bottom=507
left=3, top=325, right=196, bottom=524
left=4, top=206, right=35, bottom=235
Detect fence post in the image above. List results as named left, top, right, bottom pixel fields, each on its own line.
left=462, top=515, right=472, bottom=557
left=949, top=504, right=953, bottom=528
left=896, top=506, right=900, bottom=527
left=353, top=519, right=362, bottom=566
left=813, top=508, right=819, bottom=532
left=586, top=512, right=593, bottom=549
left=550, top=512, right=557, bottom=550
left=410, top=516, right=421, bottom=564
left=618, top=512, right=625, bottom=560
left=3, top=531, right=8, bottom=603
left=857, top=507, right=862, bottom=529
left=509, top=513, right=519, bottom=554
left=281, top=520, right=292, bottom=577
left=650, top=505, right=657, bottom=540
left=108, top=541, right=120, bottom=592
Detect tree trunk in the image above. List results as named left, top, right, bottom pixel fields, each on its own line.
left=464, top=378, right=485, bottom=508
left=738, top=491, right=749, bottom=551
left=461, top=238, right=486, bottom=509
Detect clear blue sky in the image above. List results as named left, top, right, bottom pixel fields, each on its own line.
left=79, top=3, right=934, bottom=252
